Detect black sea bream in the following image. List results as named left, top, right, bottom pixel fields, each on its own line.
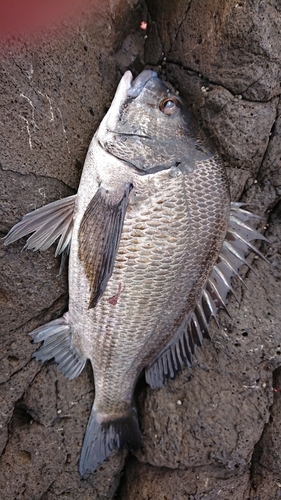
left=5, top=70, right=267, bottom=477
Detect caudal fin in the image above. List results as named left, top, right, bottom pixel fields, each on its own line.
left=79, top=405, right=141, bottom=477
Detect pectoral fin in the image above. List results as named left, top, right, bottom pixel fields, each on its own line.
left=4, top=195, right=76, bottom=256
left=78, top=184, right=132, bottom=309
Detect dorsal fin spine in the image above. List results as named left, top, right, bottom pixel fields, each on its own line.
left=145, top=203, right=268, bottom=389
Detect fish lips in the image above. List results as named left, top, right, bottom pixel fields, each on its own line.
left=127, top=70, right=158, bottom=98
left=99, top=70, right=159, bottom=134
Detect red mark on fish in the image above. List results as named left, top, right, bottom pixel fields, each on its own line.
left=108, top=283, right=124, bottom=306
left=140, top=21, right=147, bottom=30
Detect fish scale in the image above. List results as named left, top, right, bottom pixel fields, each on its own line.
left=4, top=70, right=268, bottom=477
left=151, top=159, right=230, bottom=352
left=91, top=172, right=191, bottom=409
left=69, top=150, right=229, bottom=417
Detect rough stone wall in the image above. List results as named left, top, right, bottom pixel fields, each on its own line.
left=0, top=0, right=280, bottom=498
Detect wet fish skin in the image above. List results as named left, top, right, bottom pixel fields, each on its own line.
left=68, top=72, right=229, bottom=430
left=4, top=70, right=267, bottom=477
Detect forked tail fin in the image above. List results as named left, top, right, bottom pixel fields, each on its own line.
left=79, top=405, right=141, bottom=477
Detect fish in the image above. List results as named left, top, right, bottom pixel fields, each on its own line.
left=4, top=69, right=268, bottom=477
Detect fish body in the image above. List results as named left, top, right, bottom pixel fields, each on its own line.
left=70, top=72, right=229, bottom=442
left=4, top=70, right=267, bottom=476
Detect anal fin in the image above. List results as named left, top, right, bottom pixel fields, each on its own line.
left=30, top=314, right=86, bottom=380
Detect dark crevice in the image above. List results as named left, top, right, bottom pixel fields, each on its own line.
left=249, top=366, right=281, bottom=496
left=5, top=293, right=68, bottom=338
left=240, top=97, right=280, bottom=202
left=145, top=0, right=193, bottom=57
left=242, top=75, right=267, bottom=97
left=171, top=1, right=193, bottom=48
left=166, top=57, right=279, bottom=104
left=0, top=164, right=76, bottom=194
left=113, top=454, right=137, bottom=499
left=40, top=480, right=57, bottom=500
left=256, top=96, right=281, bottom=182
left=9, top=402, right=34, bottom=432
left=166, top=60, right=281, bottom=104
left=0, top=356, right=35, bottom=385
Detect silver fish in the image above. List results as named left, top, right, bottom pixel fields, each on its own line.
left=4, top=70, right=267, bottom=477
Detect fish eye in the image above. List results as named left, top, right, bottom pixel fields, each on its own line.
left=159, top=97, right=182, bottom=116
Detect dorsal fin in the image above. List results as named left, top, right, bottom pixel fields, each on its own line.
left=145, top=203, right=269, bottom=389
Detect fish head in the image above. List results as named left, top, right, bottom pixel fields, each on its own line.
left=97, top=70, right=217, bottom=174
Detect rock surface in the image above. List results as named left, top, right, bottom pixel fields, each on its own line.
left=0, top=0, right=280, bottom=498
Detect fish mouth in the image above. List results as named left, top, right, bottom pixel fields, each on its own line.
left=102, top=71, right=133, bottom=132
left=106, top=131, right=152, bottom=140
left=99, top=70, right=159, bottom=135
left=105, top=70, right=160, bottom=139
left=127, top=70, right=158, bottom=98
